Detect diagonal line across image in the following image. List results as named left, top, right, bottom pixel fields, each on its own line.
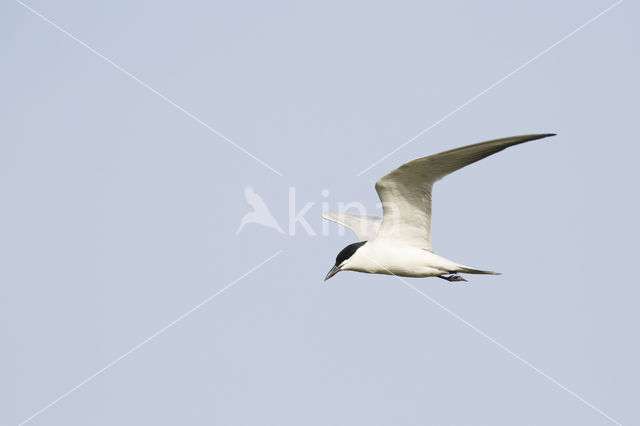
left=361, top=254, right=623, bottom=425
left=15, top=0, right=284, bottom=177
left=357, top=0, right=624, bottom=177
left=17, top=250, right=283, bottom=426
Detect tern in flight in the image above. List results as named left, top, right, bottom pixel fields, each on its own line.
left=323, top=133, right=555, bottom=282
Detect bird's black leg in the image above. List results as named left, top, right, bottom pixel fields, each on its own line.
left=437, top=274, right=467, bottom=282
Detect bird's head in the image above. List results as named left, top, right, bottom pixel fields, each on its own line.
left=324, top=241, right=367, bottom=281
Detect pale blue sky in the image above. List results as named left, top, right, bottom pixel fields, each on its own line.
left=2, top=0, right=639, bottom=425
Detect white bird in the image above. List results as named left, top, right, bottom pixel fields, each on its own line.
left=323, top=133, right=555, bottom=281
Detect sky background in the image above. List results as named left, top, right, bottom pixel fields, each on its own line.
left=2, top=0, right=639, bottom=425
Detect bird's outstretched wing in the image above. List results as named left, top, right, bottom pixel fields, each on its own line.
left=374, top=133, right=555, bottom=251
left=322, top=211, right=381, bottom=241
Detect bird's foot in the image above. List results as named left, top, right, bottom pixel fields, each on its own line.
left=438, top=274, right=467, bottom=282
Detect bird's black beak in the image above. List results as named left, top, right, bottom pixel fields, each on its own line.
left=324, top=265, right=341, bottom=281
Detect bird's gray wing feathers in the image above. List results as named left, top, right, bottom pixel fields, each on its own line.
left=374, top=133, right=555, bottom=251
left=322, top=211, right=382, bottom=241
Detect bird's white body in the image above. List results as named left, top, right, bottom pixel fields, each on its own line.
left=341, top=241, right=465, bottom=277
left=323, top=133, right=555, bottom=281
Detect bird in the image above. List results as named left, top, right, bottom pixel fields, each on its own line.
left=236, top=186, right=284, bottom=235
left=323, top=133, right=555, bottom=282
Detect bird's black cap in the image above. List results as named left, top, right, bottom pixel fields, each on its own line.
left=335, top=241, right=367, bottom=266
left=325, top=241, right=368, bottom=281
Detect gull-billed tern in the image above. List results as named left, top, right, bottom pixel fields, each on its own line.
left=323, top=133, right=556, bottom=282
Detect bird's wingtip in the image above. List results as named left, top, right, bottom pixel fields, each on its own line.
left=525, top=133, right=556, bottom=143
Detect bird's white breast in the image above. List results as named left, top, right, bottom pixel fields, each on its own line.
left=345, top=241, right=461, bottom=277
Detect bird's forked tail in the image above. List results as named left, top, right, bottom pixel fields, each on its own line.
left=456, top=266, right=501, bottom=275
